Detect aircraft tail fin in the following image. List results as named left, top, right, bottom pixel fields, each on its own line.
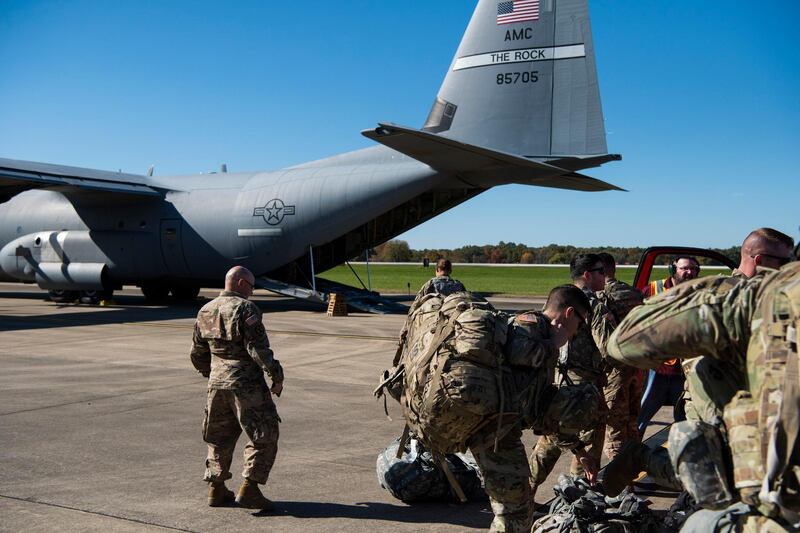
left=425, top=0, right=608, bottom=158
left=363, top=122, right=623, bottom=192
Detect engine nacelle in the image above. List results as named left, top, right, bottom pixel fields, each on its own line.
left=0, top=231, right=111, bottom=290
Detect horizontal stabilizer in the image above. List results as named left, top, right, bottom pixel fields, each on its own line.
left=0, top=158, right=161, bottom=204
left=362, top=123, right=623, bottom=192
left=543, top=154, right=622, bottom=172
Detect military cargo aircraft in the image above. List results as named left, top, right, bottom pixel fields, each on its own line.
left=0, top=0, right=621, bottom=309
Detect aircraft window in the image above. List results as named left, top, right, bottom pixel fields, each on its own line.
left=34, top=236, right=41, bottom=247
left=139, top=221, right=147, bottom=229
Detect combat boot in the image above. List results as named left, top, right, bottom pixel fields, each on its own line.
left=207, top=481, right=235, bottom=507
left=601, top=441, right=648, bottom=497
left=236, top=478, right=274, bottom=510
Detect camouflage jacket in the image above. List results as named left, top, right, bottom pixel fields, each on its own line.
left=503, top=310, right=563, bottom=433
left=600, top=277, right=644, bottom=323
left=681, top=269, right=749, bottom=425
left=506, top=310, right=558, bottom=369
left=190, top=290, right=283, bottom=389
left=608, top=264, right=800, bottom=522
left=415, top=275, right=465, bottom=300
left=558, top=286, right=617, bottom=385
left=607, top=271, right=774, bottom=374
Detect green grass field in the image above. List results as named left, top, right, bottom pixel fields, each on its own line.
left=318, top=264, right=730, bottom=296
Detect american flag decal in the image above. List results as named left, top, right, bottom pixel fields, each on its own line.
left=497, top=0, right=540, bottom=25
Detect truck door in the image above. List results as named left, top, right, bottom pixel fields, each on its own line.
left=633, top=246, right=738, bottom=290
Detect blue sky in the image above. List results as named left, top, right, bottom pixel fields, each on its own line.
left=1, top=0, right=798, bottom=249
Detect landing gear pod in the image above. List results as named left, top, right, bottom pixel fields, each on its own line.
left=35, top=262, right=109, bottom=291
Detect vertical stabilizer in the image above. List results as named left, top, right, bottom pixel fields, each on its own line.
left=424, top=0, right=607, bottom=157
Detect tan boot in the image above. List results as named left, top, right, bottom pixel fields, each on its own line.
left=207, top=481, right=235, bottom=507
left=236, top=478, right=274, bottom=510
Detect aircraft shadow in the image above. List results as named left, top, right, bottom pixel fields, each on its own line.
left=0, top=292, right=335, bottom=331
left=256, top=500, right=491, bottom=527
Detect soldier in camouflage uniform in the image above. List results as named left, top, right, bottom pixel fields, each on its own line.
left=190, top=266, right=284, bottom=510
left=597, top=252, right=644, bottom=459
left=604, top=229, right=796, bottom=495
left=682, top=229, right=794, bottom=426
left=530, top=254, right=616, bottom=500
left=606, top=256, right=800, bottom=532
left=414, top=258, right=466, bottom=301
left=395, top=258, right=467, bottom=363
left=472, top=284, right=595, bottom=532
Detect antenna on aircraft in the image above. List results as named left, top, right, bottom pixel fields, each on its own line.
left=147, top=165, right=155, bottom=177
left=220, top=164, right=227, bottom=173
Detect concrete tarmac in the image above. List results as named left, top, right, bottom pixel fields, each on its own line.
left=0, top=284, right=676, bottom=532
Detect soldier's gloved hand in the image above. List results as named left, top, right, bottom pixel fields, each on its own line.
left=270, top=381, right=283, bottom=397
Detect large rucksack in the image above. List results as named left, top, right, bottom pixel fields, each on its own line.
left=400, top=292, right=511, bottom=455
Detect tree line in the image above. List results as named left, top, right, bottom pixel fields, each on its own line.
left=371, top=240, right=739, bottom=266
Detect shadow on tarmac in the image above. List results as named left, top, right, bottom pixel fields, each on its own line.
left=259, top=500, right=490, bottom=528
left=0, top=291, right=335, bottom=332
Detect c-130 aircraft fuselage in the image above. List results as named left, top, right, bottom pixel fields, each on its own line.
left=0, top=0, right=621, bottom=303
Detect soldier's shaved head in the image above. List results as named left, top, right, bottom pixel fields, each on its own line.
left=738, top=228, right=794, bottom=277
left=225, top=266, right=256, bottom=297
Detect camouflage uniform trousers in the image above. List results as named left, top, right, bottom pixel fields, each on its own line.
left=530, top=397, right=608, bottom=493
left=639, top=357, right=740, bottom=493
left=202, top=386, right=280, bottom=484
left=681, top=356, right=742, bottom=426
left=602, top=365, right=644, bottom=459
left=470, top=426, right=532, bottom=533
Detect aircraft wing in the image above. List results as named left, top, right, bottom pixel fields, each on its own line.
left=0, top=157, right=161, bottom=203
left=362, top=123, right=624, bottom=192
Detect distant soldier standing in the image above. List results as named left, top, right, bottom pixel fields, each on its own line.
left=529, top=254, right=616, bottom=499
left=395, top=259, right=467, bottom=361
left=415, top=258, right=465, bottom=300
left=190, top=266, right=284, bottom=510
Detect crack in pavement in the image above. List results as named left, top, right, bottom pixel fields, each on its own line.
left=0, top=493, right=199, bottom=532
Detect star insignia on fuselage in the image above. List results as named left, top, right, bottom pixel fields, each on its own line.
left=253, top=199, right=295, bottom=226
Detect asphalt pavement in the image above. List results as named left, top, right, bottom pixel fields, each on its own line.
left=0, top=284, right=676, bottom=532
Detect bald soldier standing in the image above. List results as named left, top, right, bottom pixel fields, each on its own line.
left=682, top=228, right=795, bottom=425
left=190, top=266, right=284, bottom=510
left=603, top=228, right=795, bottom=496
left=606, top=258, right=800, bottom=531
